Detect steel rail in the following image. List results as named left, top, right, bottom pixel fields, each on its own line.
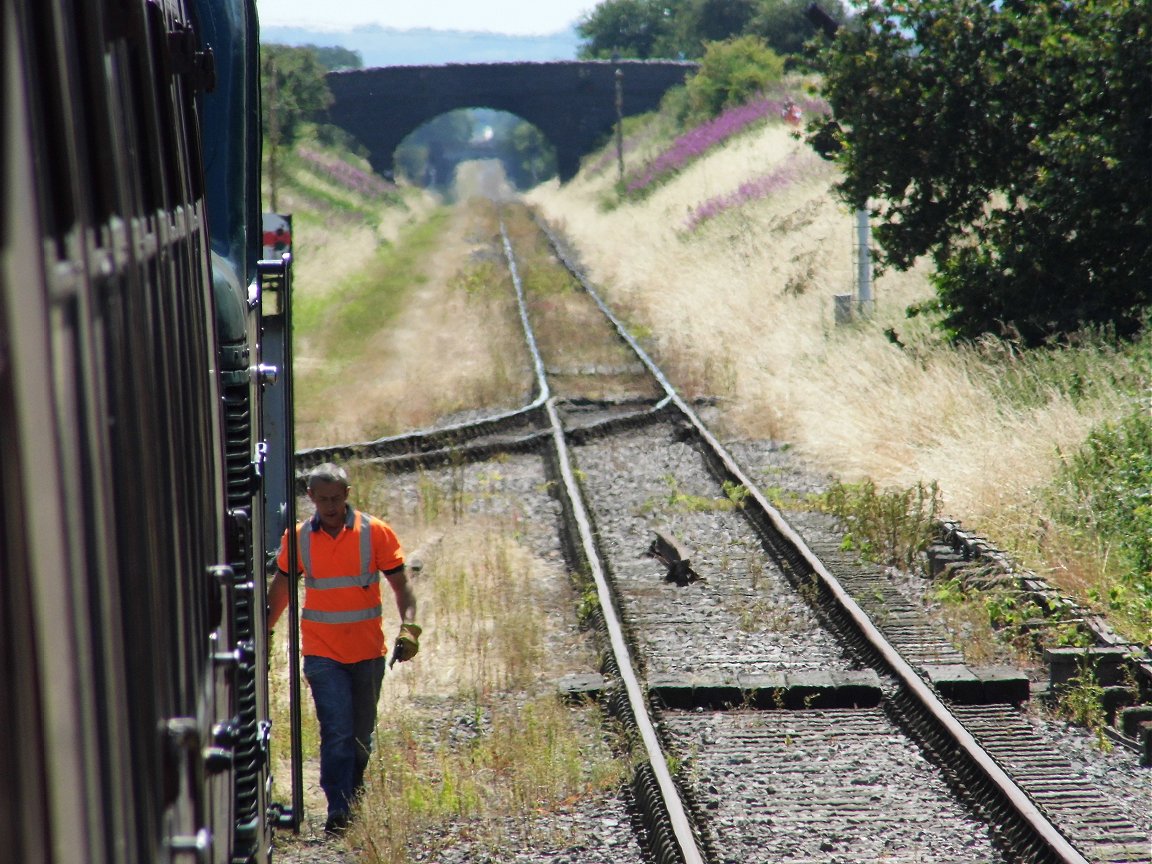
left=537, top=216, right=1094, bottom=864
left=501, top=221, right=707, bottom=864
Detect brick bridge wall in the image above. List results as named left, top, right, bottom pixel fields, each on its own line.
left=324, top=60, right=697, bottom=182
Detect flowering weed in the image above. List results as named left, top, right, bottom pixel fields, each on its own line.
left=682, top=150, right=820, bottom=232
left=623, top=94, right=824, bottom=199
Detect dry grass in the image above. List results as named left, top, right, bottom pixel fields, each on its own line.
left=291, top=198, right=533, bottom=447
left=269, top=464, right=623, bottom=862
left=526, top=115, right=1137, bottom=603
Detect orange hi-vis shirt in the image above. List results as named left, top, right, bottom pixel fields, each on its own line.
left=277, top=507, right=405, bottom=663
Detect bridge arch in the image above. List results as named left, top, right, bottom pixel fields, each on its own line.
left=394, top=108, right=557, bottom=191
left=324, top=60, right=696, bottom=183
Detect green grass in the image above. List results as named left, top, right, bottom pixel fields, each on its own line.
left=1047, top=402, right=1152, bottom=643
left=354, top=695, right=626, bottom=863
left=965, top=325, right=1152, bottom=411
left=293, top=207, right=449, bottom=340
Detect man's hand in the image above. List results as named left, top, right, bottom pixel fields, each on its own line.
left=390, top=622, right=422, bottom=666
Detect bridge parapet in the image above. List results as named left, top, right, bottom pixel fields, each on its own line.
left=325, top=60, right=697, bottom=183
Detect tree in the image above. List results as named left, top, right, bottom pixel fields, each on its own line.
left=671, top=0, right=762, bottom=57
left=577, top=0, right=683, bottom=59
left=810, top=0, right=1152, bottom=344
left=685, top=35, right=785, bottom=118
left=748, top=0, right=845, bottom=58
left=261, top=44, right=333, bottom=210
left=509, top=121, right=557, bottom=188
left=302, top=44, right=363, bottom=72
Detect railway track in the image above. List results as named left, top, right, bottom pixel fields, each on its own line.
left=292, top=203, right=1149, bottom=864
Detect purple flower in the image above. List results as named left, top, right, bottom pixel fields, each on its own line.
left=298, top=148, right=395, bottom=197
left=682, top=151, right=817, bottom=232
left=624, top=93, right=826, bottom=197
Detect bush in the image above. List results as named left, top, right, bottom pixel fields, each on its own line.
left=685, top=36, right=785, bottom=119
left=1052, top=404, right=1152, bottom=641
left=1055, top=406, right=1152, bottom=578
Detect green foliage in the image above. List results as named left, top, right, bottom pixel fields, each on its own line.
left=747, top=0, right=844, bottom=58
left=686, top=36, right=785, bottom=117
left=577, top=0, right=679, bottom=59
left=300, top=44, right=363, bottom=71
left=1057, top=666, right=1110, bottom=747
left=1050, top=404, right=1152, bottom=641
left=963, top=326, right=1150, bottom=411
left=673, top=0, right=763, bottom=57
left=810, top=0, right=1152, bottom=344
left=394, top=110, right=474, bottom=185
left=576, top=0, right=843, bottom=60
left=816, top=479, right=942, bottom=568
left=642, top=474, right=740, bottom=514
left=722, top=480, right=750, bottom=508
left=261, top=44, right=334, bottom=209
left=261, top=44, right=333, bottom=144
left=508, top=120, right=558, bottom=188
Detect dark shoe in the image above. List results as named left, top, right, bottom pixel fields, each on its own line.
left=324, top=811, right=350, bottom=836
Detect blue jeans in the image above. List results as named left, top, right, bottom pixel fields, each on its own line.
left=303, top=654, right=386, bottom=817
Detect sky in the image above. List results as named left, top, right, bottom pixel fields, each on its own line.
left=254, top=0, right=596, bottom=35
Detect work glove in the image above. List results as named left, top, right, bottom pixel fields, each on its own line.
left=390, top=623, right=422, bottom=666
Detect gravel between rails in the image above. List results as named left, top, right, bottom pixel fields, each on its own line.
left=723, top=437, right=1152, bottom=851
left=274, top=452, right=649, bottom=864
left=573, top=426, right=852, bottom=679
left=663, top=708, right=1002, bottom=864
left=273, top=431, right=1149, bottom=864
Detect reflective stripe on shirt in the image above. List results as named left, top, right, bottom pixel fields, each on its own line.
left=300, top=510, right=376, bottom=588
left=301, top=604, right=383, bottom=624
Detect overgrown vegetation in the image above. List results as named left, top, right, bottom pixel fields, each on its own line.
left=1049, top=404, right=1152, bottom=643
left=271, top=468, right=627, bottom=860
left=810, top=0, right=1152, bottom=344
left=816, top=479, right=942, bottom=569
left=685, top=35, right=786, bottom=117
left=576, top=0, right=845, bottom=61
left=292, top=209, right=448, bottom=346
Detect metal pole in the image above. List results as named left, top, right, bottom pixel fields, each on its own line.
left=856, top=208, right=872, bottom=312
left=259, top=251, right=303, bottom=832
left=615, top=67, right=624, bottom=184
left=281, top=253, right=303, bottom=832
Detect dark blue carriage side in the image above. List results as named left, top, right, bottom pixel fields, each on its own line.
left=193, top=0, right=289, bottom=857
left=0, top=0, right=289, bottom=861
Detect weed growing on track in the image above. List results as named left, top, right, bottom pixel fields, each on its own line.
left=816, top=479, right=942, bottom=569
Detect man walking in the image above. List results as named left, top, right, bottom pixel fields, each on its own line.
left=268, top=463, right=420, bottom=835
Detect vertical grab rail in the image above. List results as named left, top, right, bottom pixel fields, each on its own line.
left=258, top=253, right=303, bottom=830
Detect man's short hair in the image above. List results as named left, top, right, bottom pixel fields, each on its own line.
left=307, top=462, right=349, bottom=490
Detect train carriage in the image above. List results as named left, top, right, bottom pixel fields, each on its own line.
left=1, top=1, right=290, bottom=861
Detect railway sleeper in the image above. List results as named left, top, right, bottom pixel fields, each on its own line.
left=920, top=663, right=1031, bottom=705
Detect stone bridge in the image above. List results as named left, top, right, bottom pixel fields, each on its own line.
left=324, top=60, right=697, bottom=182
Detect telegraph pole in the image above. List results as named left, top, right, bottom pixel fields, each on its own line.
left=615, top=66, right=624, bottom=184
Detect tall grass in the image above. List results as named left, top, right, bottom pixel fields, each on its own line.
left=352, top=468, right=623, bottom=862
left=292, top=199, right=532, bottom=447
left=527, top=96, right=1151, bottom=643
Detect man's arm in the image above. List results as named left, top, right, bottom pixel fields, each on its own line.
left=383, top=564, right=420, bottom=664
left=383, top=564, right=417, bottom=624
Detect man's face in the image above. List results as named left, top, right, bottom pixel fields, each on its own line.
left=308, top=480, right=349, bottom=531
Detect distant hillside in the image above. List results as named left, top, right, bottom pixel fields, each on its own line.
left=260, top=24, right=580, bottom=67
